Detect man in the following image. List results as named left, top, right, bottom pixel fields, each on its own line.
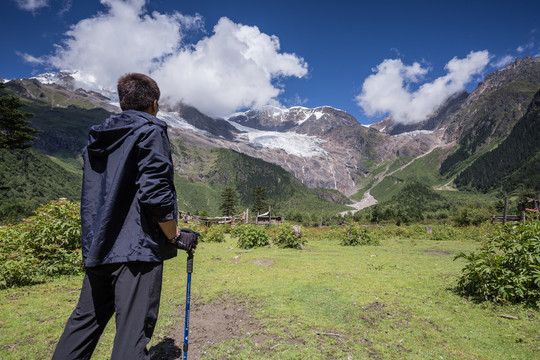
left=53, top=73, right=198, bottom=359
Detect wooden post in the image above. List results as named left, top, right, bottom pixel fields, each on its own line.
left=268, top=206, right=271, bottom=228
left=245, top=208, right=249, bottom=224
left=503, top=197, right=508, bottom=225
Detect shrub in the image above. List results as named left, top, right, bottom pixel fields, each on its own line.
left=371, top=225, right=429, bottom=240
left=202, top=225, right=226, bottom=243
left=455, top=214, right=540, bottom=307
left=304, top=226, right=340, bottom=242
left=430, top=225, right=460, bottom=241
left=188, top=223, right=208, bottom=236
left=273, top=223, right=304, bottom=249
left=0, top=199, right=83, bottom=289
left=222, top=222, right=233, bottom=234
left=340, top=224, right=379, bottom=246
left=234, top=224, right=269, bottom=249
left=453, top=206, right=490, bottom=227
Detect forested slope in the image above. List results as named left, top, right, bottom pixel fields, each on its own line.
left=455, top=87, right=540, bottom=192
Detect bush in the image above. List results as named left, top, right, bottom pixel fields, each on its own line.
left=222, top=222, right=233, bottom=234
left=0, top=199, right=83, bottom=289
left=430, top=225, right=460, bottom=241
left=455, top=214, right=540, bottom=307
left=340, top=224, right=379, bottom=246
left=188, top=223, right=209, bottom=236
left=202, top=225, right=226, bottom=243
left=304, top=226, right=341, bottom=242
left=453, top=206, right=490, bottom=227
left=233, top=224, right=269, bottom=249
left=273, top=223, right=304, bottom=249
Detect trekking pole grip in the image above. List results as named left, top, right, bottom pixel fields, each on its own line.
left=187, top=252, right=194, bottom=274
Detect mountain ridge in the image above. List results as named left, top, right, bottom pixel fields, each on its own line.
left=2, top=56, right=539, bottom=210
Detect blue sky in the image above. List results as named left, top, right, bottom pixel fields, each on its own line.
left=2, top=0, right=540, bottom=124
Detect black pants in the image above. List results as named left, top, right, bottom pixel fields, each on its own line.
left=52, top=261, right=163, bottom=360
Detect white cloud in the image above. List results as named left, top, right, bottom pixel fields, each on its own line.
left=153, top=17, right=308, bottom=117
left=356, top=51, right=490, bottom=124
left=14, top=0, right=48, bottom=11
left=493, top=55, right=514, bottom=68
left=516, top=41, right=534, bottom=54
left=46, top=0, right=193, bottom=90
left=31, top=0, right=307, bottom=117
left=17, top=51, right=46, bottom=65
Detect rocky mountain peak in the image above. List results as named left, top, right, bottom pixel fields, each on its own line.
left=468, top=56, right=540, bottom=104
left=228, top=105, right=358, bottom=133
left=31, top=71, right=78, bottom=88
left=442, top=56, right=540, bottom=151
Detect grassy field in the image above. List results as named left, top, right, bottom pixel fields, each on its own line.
left=1, top=226, right=539, bottom=359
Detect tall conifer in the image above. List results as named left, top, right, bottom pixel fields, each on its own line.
left=220, top=186, right=238, bottom=217
left=0, top=83, right=40, bottom=149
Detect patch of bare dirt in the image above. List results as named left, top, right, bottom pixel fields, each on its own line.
left=247, top=258, right=275, bottom=267
left=150, top=296, right=267, bottom=359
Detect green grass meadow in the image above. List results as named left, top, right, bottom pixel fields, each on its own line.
left=1, top=227, right=539, bottom=359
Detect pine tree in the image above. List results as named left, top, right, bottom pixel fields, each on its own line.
left=0, top=83, right=40, bottom=149
left=252, top=186, right=268, bottom=214
left=220, top=186, right=238, bottom=217
left=370, top=204, right=381, bottom=224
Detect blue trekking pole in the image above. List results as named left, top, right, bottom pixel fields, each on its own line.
left=183, top=252, right=193, bottom=360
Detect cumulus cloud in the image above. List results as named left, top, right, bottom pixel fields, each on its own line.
left=356, top=51, right=490, bottom=124
left=47, top=0, right=195, bottom=89
left=153, top=17, right=308, bottom=116
left=14, top=0, right=48, bottom=11
left=31, top=0, right=307, bottom=117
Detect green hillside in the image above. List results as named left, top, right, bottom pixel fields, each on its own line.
left=174, top=146, right=351, bottom=217
left=175, top=176, right=221, bottom=216
left=441, top=80, right=540, bottom=177
left=4, top=79, right=111, bottom=157
left=369, top=148, right=451, bottom=204
left=455, top=87, right=540, bottom=193
left=353, top=145, right=500, bottom=224
left=0, top=145, right=350, bottom=223
left=0, top=149, right=82, bottom=223
left=23, top=103, right=110, bottom=156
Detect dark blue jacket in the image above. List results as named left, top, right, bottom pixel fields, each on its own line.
left=80, top=110, right=177, bottom=267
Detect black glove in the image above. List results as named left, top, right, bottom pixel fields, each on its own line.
left=170, top=228, right=199, bottom=252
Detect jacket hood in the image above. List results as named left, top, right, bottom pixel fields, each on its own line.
left=87, top=110, right=167, bottom=157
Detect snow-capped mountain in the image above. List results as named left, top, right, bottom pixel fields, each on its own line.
left=9, top=56, right=540, bottom=196
left=5, top=72, right=447, bottom=195
left=228, top=105, right=345, bottom=131
left=154, top=103, right=442, bottom=194
left=31, top=70, right=77, bottom=86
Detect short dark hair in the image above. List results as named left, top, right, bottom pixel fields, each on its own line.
left=117, top=73, right=160, bottom=111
